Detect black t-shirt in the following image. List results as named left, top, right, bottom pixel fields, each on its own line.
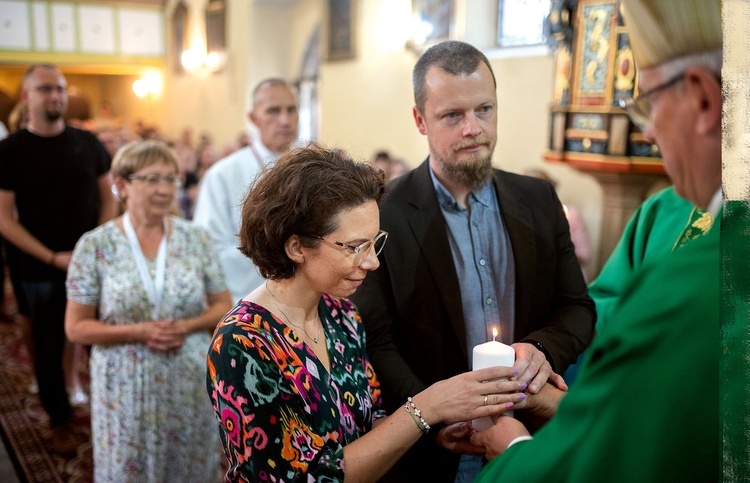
left=0, top=127, right=111, bottom=281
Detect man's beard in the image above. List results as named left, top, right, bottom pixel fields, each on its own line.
left=45, top=109, right=63, bottom=122
left=431, top=140, right=495, bottom=192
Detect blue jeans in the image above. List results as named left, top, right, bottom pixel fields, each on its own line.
left=455, top=455, right=484, bottom=483
left=22, top=280, right=73, bottom=427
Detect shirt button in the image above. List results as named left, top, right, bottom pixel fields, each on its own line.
left=486, top=298, right=493, bottom=305
left=479, top=259, right=486, bottom=266
left=472, top=221, right=479, bottom=227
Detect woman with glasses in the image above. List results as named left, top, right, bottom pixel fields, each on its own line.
left=64, top=140, right=232, bottom=481
left=206, top=144, right=526, bottom=482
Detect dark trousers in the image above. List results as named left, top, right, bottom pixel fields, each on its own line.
left=22, top=280, right=73, bottom=427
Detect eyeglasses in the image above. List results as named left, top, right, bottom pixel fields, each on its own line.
left=618, top=73, right=685, bottom=130
left=32, top=85, right=67, bottom=94
left=127, top=174, right=182, bottom=188
left=310, top=230, right=388, bottom=264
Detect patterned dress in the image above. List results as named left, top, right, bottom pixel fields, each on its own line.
left=207, top=295, right=386, bottom=482
left=66, top=217, right=226, bottom=482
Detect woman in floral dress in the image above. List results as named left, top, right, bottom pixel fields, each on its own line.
left=206, top=145, right=526, bottom=482
left=66, top=140, right=232, bottom=482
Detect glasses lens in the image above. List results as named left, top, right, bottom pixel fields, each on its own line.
left=35, top=85, right=66, bottom=94
left=629, top=97, right=651, bottom=130
left=620, top=97, right=649, bottom=131
left=373, top=232, right=388, bottom=256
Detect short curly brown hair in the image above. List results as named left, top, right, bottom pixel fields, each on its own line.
left=238, top=143, right=385, bottom=280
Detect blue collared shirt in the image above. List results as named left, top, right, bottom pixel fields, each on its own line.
left=429, top=166, right=516, bottom=360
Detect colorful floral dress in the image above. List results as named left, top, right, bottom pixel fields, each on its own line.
left=207, top=294, right=385, bottom=482
left=66, top=217, right=226, bottom=482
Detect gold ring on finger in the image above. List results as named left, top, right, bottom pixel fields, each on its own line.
left=484, top=395, right=488, bottom=406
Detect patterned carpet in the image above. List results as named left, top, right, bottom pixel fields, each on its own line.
left=0, top=284, right=93, bottom=482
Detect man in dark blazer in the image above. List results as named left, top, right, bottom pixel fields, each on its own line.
left=351, top=40, right=595, bottom=482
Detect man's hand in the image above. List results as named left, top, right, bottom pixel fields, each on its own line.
left=511, top=342, right=552, bottom=393
left=470, top=416, right=530, bottom=460
left=512, top=382, right=566, bottom=431
left=433, top=422, right=485, bottom=456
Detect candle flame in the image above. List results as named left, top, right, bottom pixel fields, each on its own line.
left=492, top=327, right=498, bottom=341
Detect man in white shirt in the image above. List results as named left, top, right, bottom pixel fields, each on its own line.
left=193, top=78, right=299, bottom=302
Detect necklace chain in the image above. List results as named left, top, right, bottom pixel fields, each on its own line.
left=265, top=281, right=321, bottom=344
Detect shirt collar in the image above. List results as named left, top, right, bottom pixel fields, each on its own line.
left=250, top=140, right=275, bottom=165
left=706, top=187, right=722, bottom=218
left=428, top=163, right=494, bottom=211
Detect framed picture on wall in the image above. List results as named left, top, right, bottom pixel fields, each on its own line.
left=326, top=0, right=356, bottom=61
left=409, top=0, right=453, bottom=49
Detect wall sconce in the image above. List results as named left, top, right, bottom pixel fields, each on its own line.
left=132, top=70, right=163, bottom=99
left=181, top=47, right=225, bottom=73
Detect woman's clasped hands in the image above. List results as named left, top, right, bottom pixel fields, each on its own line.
left=140, top=318, right=187, bottom=352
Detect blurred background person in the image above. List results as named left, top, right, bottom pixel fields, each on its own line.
left=65, top=140, right=232, bottom=481
left=0, top=64, right=117, bottom=454
left=177, top=171, right=200, bottom=220
left=194, top=77, right=300, bottom=302
left=207, top=144, right=527, bottom=481
left=0, top=101, right=35, bottom=393
left=371, top=150, right=411, bottom=182
left=525, top=168, right=591, bottom=281
left=95, top=127, right=123, bottom=159
left=194, top=141, right=219, bottom=179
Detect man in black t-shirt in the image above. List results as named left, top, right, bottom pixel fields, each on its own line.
left=0, top=64, right=117, bottom=454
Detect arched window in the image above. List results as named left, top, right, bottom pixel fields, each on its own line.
left=205, top=0, right=226, bottom=71
left=171, top=1, right=188, bottom=73
left=497, top=0, right=551, bottom=47
left=298, top=25, right=320, bottom=141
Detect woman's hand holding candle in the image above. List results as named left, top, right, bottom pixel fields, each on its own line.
left=409, top=366, right=527, bottom=428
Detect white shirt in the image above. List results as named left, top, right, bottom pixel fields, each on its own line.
left=193, top=142, right=279, bottom=302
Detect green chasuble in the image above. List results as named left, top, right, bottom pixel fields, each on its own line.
left=588, top=186, right=695, bottom=332
left=720, top=200, right=750, bottom=479
left=476, top=217, right=719, bottom=483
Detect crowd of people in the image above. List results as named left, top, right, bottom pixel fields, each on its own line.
left=0, top=0, right=732, bottom=480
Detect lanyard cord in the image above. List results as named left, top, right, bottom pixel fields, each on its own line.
left=123, top=212, right=168, bottom=320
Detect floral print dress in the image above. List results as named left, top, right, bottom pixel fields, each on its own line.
left=207, top=294, right=386, bottom=482
left=66, top=217, right=226, bottom=482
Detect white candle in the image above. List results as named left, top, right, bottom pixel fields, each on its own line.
left=472, top=327, right=515, bottom=430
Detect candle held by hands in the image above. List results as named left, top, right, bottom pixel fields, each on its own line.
left=472, top=327, right=515, bottom=430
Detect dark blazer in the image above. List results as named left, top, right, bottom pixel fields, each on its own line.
left=351, top=159, right=596, bottom=481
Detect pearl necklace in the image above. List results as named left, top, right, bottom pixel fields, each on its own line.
left=265, top=281, right=322, bottom=344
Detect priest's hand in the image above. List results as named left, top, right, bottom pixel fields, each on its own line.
left=513, top=382, right=565, bottom=429
left=433, top=422, right=485, bottom=455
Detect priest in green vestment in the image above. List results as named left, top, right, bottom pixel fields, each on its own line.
left=588, top=186, right=695, bottom=331
left=472, top=0, right=722, bottom=480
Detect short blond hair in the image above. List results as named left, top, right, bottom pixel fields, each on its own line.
left=620, top=0, right=721, bottom=69
left=111, top=140, right=179, bottom=179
